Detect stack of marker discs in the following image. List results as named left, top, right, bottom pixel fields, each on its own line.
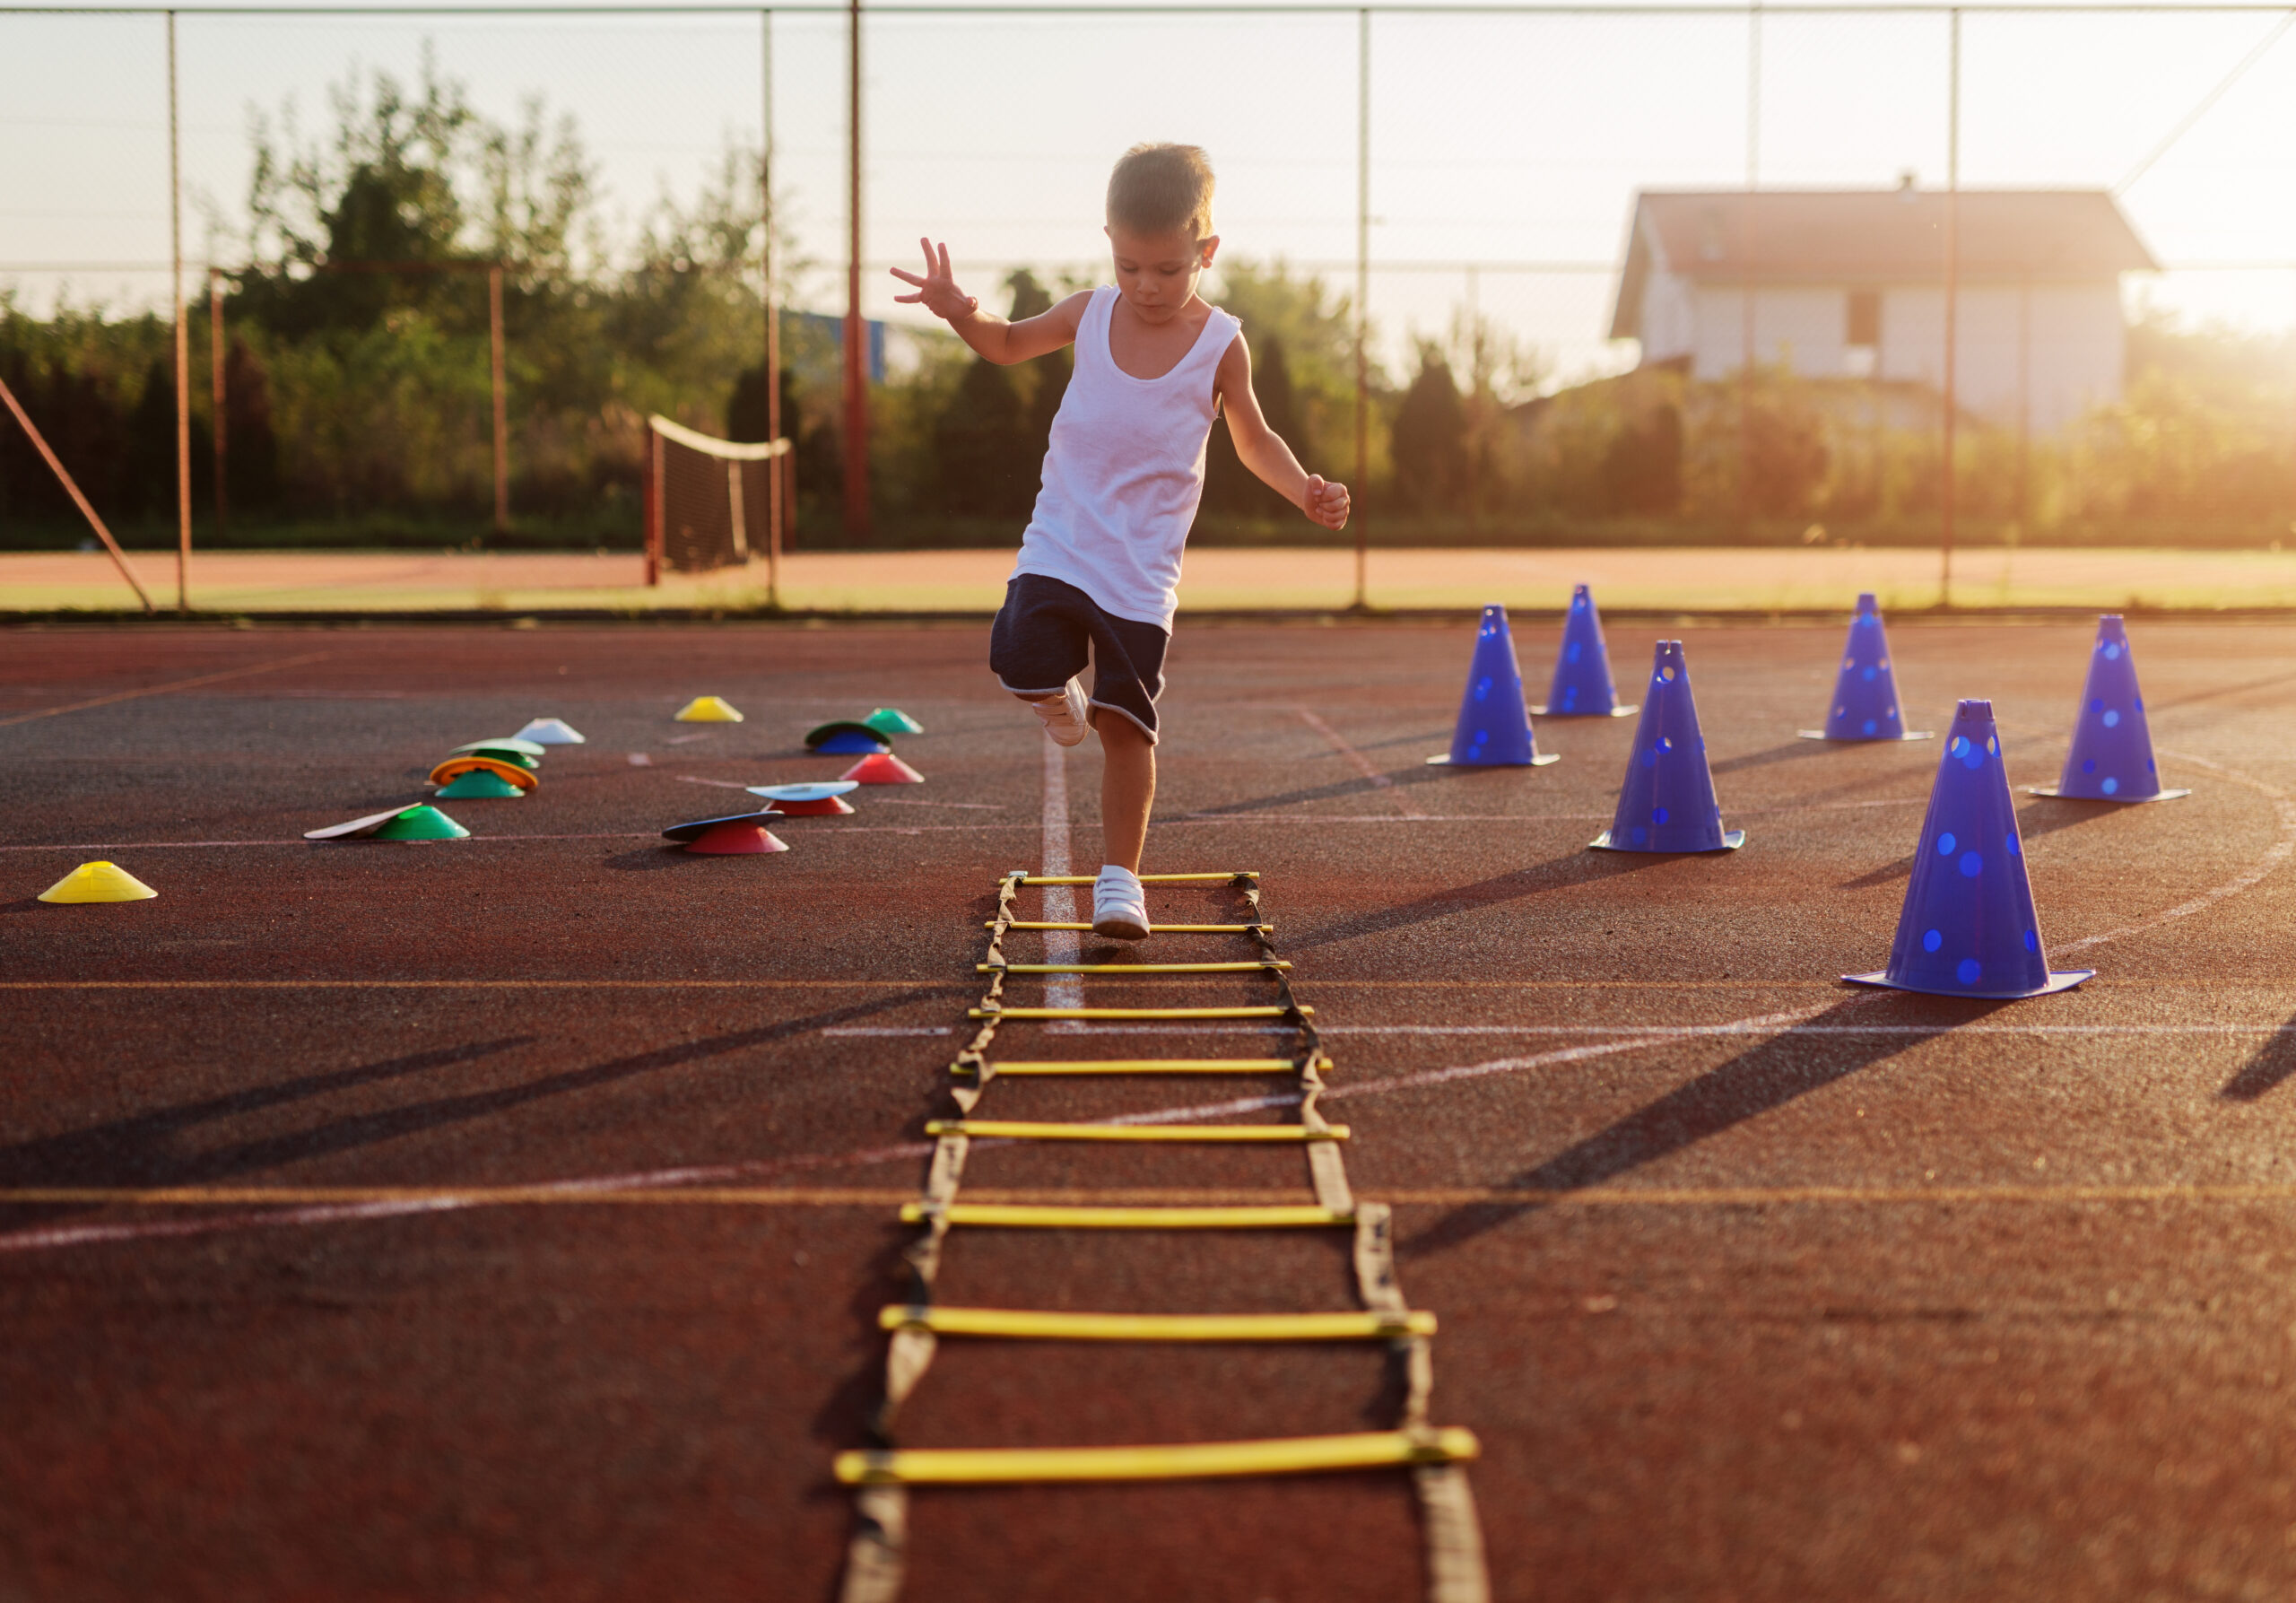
left=746, top=780, right=860, bottom=816
left=662, top=809, right=788, bottom=855
left=806, top=708, right=926, bottom=783
left=430, top=736, right=544, bottom=799
left=306, top=806, right=472, bottom=841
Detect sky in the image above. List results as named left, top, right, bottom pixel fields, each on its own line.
left=4, top=0, right=2294, bottom=388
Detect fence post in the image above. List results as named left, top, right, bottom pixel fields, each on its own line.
left=1352, top=6, right=1370, bottom=611
left=1738, top=0, right=1761, bottom=541
left=842, top=0, right=871, bottom=537
left=210, top=267, right=227, bottom=536
left=490, top=264, right=509, bottom=536
left=762, top=6, right=785, bottom=602
left=1941, top=6, right=1961, bottom=607
left=169, top=10, right=190, bottom=612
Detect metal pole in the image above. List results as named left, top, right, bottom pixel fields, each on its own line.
left=169, top=11, right=190, bottom=612
left=209, top=266, right=227, bottom=536
left=1352, top=6, right=1369, bottom=611
left=1941, top=6, right=1961, bottom=607
left=0, top=376, right=155, bottom=613
left=841, top=0, right=870, bottom=536
left=1738, top=0, right=1761, bottom=539
left=762, top=6, right=784, bottom=605
left=490, top=264, right=509, bottom=536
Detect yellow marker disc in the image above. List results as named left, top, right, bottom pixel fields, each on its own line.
left=37, top=860, right=158, bottom=903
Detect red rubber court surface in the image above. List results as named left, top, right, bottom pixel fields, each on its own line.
left=4, top=617, right=2295, bottom=1602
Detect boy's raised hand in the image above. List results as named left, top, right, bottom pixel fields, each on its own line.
left=889, top=239, right=978, bottom=323
left=1303, top=475, right=1351, bottom=531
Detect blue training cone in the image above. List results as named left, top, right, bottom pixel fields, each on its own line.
left=1798, top=592, right=1934, bottom=742
left=1531, top=584, right=1637, bottom=718
left=1428, top=604, right=1560, bottom=769
left=1846, top=699, right=2092, bottom=998
left=1590, top=640, right=1744, bottom=852
left=2027, top=614, right=2189, bottom=803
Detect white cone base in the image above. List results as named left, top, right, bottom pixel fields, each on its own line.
left=1843, top=968, right=2094, bottom=999
left=2024, top=786, right=2191, bottom=804
left=1796, top=730, right=1936, bottom=742
left=1427, top=753, right=1561, bottom=768
left=1589, top=828, right=1745, bottom=853
left=1529, top=704, right=1638, bottom=719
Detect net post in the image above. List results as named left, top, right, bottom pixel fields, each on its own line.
left=169, top=9, right=190, bottom=614
left=490, top=264, right=510, bottom=536
left=644, top=425, right=662, bottom=587
left=209, top=266, right=227, bottom=537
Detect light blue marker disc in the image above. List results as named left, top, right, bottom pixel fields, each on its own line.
left=747, top=781, right=862, bottom=802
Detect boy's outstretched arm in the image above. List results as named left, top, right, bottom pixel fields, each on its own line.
left=890, top=239, right=1086, bottom=366
left=1214, top=335, right=1350, bottom=530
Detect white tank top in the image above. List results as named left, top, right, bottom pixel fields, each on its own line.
left=1012, top=285, right=1241, bottom=631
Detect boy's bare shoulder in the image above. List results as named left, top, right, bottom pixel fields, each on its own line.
left=1048, top=289, right=1095, bottom=331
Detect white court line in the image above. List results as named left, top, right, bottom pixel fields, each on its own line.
left=1039, top=732, right=1084, bottom=1019
left=2056, top=749, right=2296, bottom=957
left=823, top=1026, right=955, bottom=1037
left=1295, top=707, right=1424, bottom=819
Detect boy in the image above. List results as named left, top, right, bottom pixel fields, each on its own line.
left=891, top=142, right=1350, bottom=939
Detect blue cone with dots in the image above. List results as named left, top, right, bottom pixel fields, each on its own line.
left=1532, top=584, right=1637, bottom=718
left=1430, top=604, right=1560, bottom=768
left=2029, top=614, right=2190, bottom=804
left=1845, top=699, right=2092, bottom=998
left=1798, top=592, right=1934, bottom=742
left=1590, top=640, right=1744, bottom=852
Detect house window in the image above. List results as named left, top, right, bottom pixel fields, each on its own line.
left=1845, top=290, right=1881, bottom=378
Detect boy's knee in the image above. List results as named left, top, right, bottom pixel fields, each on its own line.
left=1097, top=714, right=1152, bottom=751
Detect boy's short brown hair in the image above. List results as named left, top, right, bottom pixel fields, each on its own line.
left=1106, top=144, right=1215, bottom=240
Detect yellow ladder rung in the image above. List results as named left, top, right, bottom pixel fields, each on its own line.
left=979, top=962, right=1290, bottom=974
left=970, top=1006, right=1309, bottom=1021
left=989, top=921, right=1272, bottom=933
left=1019, top=872, right=1256, bottom=885
left=902, top=1202, right=1352, bottom=1229
left=834, top=1428, right=1480, bottom=1485
left=878, top=1305, right=1439, bottom=1341
left=961, top=1058, right=1331, bottom=1076
left=925, top=1119, right=1347, bottom=1143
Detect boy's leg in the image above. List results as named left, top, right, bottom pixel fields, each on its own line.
left=988, top=577, right=1092, bottom=745
left=1097, top=713, right=1155, bottom=874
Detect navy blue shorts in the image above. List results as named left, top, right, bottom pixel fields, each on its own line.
left=989, top=574, right=1170, bottom=742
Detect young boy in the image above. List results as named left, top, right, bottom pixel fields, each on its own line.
left=891, top=142, right=1349, bottom=940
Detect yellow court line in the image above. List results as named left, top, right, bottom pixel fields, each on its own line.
left=877, top=1306, right=1437, bottom=1340
left=0, top=650, right=335, bottom=728
left=924, top=1119, right=1347, bottom=1143
left=834, top=1428, right=1478, bottom=1485
left=0, top=979, right=959, bottom=991
left=990, top=921, right=1272, bottom=933
left=902, top=1203, right=1354, bottom=1228
left=980, top=962, right=1290, bottom=973
left=19, top=1182, right=2296, bottom=1213
left=1020, top=872, right=1256, bottom=885
left=971, top=1006, right=1309, bottom=1021
left=965, top=1059, right=1327, bottom=1076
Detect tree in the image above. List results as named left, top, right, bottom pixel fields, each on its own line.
left=931, top=270, right=1064, bottom=518
left=1203, top=334, right=1302, bottom=518
left=1390, top=344, right=1469, bottom=514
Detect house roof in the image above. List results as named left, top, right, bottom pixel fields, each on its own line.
left=1609, top=187, right=2157, bottom=340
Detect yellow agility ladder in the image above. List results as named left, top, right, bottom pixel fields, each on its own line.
left=834, top=870, right=1490, bottom=1602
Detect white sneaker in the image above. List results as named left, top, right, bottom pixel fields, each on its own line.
left=1091, top=865, right=1150, bottom=941
left=1028, top=679, right=1091, bottom=747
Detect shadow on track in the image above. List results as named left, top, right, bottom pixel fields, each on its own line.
left=1709, top=739, right=1834, bottom=777
left=1178, top=762, right=1454, bottom=817
left=1283, top=849, right=1673, bottom=954
left=1404, top=995, right=2007, bottom=1259
left=2219, top=1013, right=2296, bottom=1102
left=0, top=990, right=952, bottom=1190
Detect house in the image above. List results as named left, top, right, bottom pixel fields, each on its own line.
left=1609, top=184, right=2157, bottom=432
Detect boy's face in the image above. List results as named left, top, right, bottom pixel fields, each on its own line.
left=1105, top=222, right=1218, bottom=323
